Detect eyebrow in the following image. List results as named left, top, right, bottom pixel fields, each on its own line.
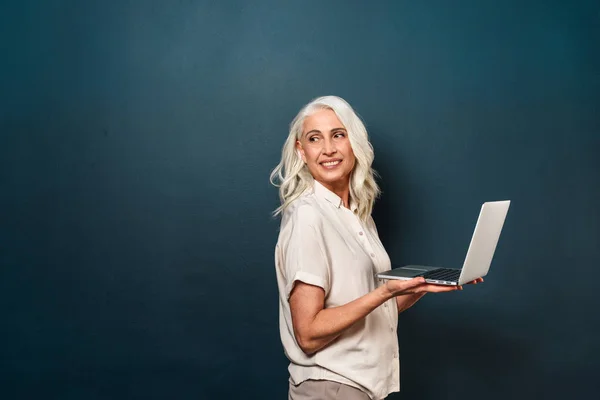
left=304, top=127, right=347, bottom=137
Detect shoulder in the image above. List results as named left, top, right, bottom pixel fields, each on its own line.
left=279, top=188, right=334, bottom=238
left=277, top=193, right=327, bottom=249
left=284, top=193, right=322, bottom=227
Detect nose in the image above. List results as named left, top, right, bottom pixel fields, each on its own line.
left=322, top=137, right=337, bottom=156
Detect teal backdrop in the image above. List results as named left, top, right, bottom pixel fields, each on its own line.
left=1, top=1, right=599, bottom=399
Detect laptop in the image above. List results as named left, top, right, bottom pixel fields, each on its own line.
left=377, top=200, right=510, bottom=286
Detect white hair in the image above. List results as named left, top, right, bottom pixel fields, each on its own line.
left=270, top=95, right=380, bottom=222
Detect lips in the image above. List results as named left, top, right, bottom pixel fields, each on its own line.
left=320, top=159, right=342, bottom=168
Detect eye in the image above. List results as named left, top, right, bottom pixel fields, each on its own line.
left=334, top=131, right=346, bottom=139
left=308, top=136, right=319, bottom=142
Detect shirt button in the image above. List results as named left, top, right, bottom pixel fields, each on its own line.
left=359, top=231, right=364, bottom=236
left=370, top=253, right=376, bottom=258
left=384, top=303, right=388, bottom=308
left=390, top=327, right=394, bottom=332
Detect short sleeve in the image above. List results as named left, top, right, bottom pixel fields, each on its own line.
left=282, top=204, right=330, bottom=299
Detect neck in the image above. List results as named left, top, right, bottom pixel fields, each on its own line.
left=318, top=180, right=351, bottom=209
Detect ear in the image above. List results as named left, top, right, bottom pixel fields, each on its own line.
left=295, top=141, right=306, bottom=164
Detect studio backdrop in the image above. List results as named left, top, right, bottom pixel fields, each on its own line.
left=1, top=1, right=599, bottom=399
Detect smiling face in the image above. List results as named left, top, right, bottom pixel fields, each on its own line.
left=296, top=108, right=356, bottom=194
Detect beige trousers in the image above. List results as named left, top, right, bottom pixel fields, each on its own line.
left=289, top=379, right=371, bottom=400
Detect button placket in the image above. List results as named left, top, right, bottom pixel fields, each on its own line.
left=343, top=210, right=375, bottom=258
left=358, top=227, right=376, bottom=257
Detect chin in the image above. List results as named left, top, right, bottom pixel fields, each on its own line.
left=319, top=174, right=350, bottom=188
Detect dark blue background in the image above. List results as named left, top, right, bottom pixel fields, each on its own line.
left=1, top=1, right=599, bottom=399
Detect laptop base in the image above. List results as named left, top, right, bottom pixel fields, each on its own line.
left=377, top=265, right=460, bottom=286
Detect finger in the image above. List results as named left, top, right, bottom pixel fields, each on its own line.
left=386, top=277, right=426, bottom=293
left=420, top=284, right=460, bottom=293
left=467, top=277, right=484, bottom=285
left=401, top=277, right=427, bottom=289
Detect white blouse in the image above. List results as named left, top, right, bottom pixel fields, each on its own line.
left=275, top=181, right=400, bottom=400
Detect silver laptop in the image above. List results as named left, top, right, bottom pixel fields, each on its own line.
left=377, top=200, right=510, bottom=286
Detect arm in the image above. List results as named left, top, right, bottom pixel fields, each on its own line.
left=396, top=292, right=427, bottom=313
left=289, top=277, right=458, bottom=355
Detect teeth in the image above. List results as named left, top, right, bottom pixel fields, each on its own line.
left=322, top=161, right=340, bottom=167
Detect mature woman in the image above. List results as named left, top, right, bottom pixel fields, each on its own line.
left=271, top=96, right=480, bottom=400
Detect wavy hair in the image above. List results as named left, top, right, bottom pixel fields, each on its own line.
left=270, top=95, right=380, bottom=222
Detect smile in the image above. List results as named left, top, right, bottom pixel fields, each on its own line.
left=320, top=160, right=342, bottom=168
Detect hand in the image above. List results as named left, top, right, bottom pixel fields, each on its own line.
left=465, top=277, right=484, bottom=285
left=384, top=277, right=461, bottom=297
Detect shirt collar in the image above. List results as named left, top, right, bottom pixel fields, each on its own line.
left=313, top=180, right=342, bottom=208
left=313, top=180, right=358, bottom=213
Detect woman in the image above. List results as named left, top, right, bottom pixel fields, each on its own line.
left=271, top=96, right=481, bottom=400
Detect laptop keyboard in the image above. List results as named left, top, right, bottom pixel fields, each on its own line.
left=418, top=268, right=461, bottom=282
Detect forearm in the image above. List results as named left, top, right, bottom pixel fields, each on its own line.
left=292, top=277, right=455, bottom=354
left=296, top=285, right=393, bottom=354
left=396, top=292, right=426, bottom=313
